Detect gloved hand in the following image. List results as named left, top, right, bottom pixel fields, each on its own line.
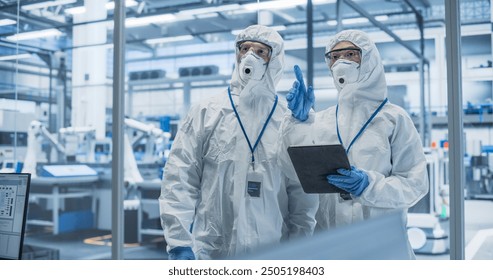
left=168, top=246, right=195, bottom=260
left=327, top=166, right=369, bottom=197
left=286, top=65, right=315, bottom=122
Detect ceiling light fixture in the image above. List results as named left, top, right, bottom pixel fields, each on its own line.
left=243, top=0, right=306, bottom=10
left=232, top=25, right=286, bottom=36
left=65, top=0, right=138, bottom=15
left=242, top=0, right=337, bottom=10
left=64, top=6, right=86, bottom=15
left=176, top=4, right=240, bottom=16
left=272, top=25, right=287, bottom=32
left=0, top=53, right=32, bottom=61
left=106, top=0, right=138, bottom=10
left=375, top=15, right=389, bottom=21
left=195, top=13, right=219, bottom=19
left=0, top=19, right=16, bottom=27
left=312, top=0, right=337, bottom=3
left=6, top=28, right=62, bottom=41
left=144, top=35, right=194, bottom=45
left=22, top=0, right=77, bottom=11
left=327, top=15, right=388, bottom=26
left=343, top=17, right=369, bottom=24
left=126, top=14, right=176, bottom=28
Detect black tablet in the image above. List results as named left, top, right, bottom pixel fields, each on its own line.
left=287, top=144, right=351, bottom=194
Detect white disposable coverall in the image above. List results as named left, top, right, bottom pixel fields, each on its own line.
left=278, top=30, right=429, bottom=259
left=159, top=25, right=318, bottom=260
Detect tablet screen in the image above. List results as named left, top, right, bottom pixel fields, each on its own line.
left=287, top=144, right=350, bottom=194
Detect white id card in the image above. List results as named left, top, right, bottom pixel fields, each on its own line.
left=246, top=170, right=262, bottom=198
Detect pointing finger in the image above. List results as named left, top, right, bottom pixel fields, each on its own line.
left=293, top=65, right=306, bottom=91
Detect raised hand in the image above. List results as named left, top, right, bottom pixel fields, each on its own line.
left=286, top=65, right=315, bottom=122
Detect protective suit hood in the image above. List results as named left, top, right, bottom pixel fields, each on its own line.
left=230, top=25, right=285, bottom=103
left=325, top=29, right=387, bottom=104
left=325, top=30, right=388, bottom=150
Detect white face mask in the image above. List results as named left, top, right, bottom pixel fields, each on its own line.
left=330, top=59, right=360, bottom=88
left=239, top=51, right=267, bottom=84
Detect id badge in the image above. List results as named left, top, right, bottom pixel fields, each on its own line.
left=246, top=170, right=262, bottom=198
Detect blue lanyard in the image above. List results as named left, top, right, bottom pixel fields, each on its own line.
left=336, top=98, right=388, bottom=154
left=228, top=87, right=278, bottom=166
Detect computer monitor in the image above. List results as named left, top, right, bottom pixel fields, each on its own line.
left=0, top=173, right=31, bottom=260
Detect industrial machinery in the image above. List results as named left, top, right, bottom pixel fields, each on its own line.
left=124, top=117, right=171, bottom=165
left=465, top=145, right=493, bottom=200
left=21, top=120, right=97, bottom=177
left=407, top=147, right=449, bottom=255
left=0, top=110, right=34, bottom=171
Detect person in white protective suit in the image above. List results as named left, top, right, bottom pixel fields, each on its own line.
left=159, top=25, right=318, bottom=260
left=279, top=29, right=429, bottom=259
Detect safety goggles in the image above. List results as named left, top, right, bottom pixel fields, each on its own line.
left=237, top=40, right=272, bottom=61
left=325, top=47, right=362, bottom=64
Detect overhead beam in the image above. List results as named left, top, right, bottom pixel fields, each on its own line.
left=343, top=0, right=429, bottom=64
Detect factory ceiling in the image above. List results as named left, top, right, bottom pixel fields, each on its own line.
left=0, top=0, right=490, bottom=68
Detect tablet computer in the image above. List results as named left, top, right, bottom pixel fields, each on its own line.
left=287, top=144, right=350, bottom=194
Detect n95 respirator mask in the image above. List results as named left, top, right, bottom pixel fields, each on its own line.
left=330, top=59, right=360, bottom=89
left=239, top=52, right=268, bottom=84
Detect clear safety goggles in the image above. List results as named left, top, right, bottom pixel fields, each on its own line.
left=325, top=47, right=362, bottom=64
left=237, top=41, right=272, bottom=62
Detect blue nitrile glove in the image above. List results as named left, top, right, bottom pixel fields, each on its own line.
left=327, top=166, right=369, bottom=197
left=168, top=246, right=195, bottom=260
left=286, top=65, right=315, bottom=122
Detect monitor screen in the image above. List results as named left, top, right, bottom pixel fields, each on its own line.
left=0, top=173, right=31, bottom=260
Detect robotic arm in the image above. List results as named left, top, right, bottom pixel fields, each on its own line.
left=22, top=120, right=65, bottom=176
left=124, top=118, right=171, bottom=164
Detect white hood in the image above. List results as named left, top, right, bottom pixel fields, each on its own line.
left=325, top=30, right=388, bottom=147
left=230, top=25, right=284, bottom=103
left=230, top=24, right=285, bottom=139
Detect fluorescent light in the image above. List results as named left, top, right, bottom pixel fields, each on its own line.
left=145, top=35, right=194, bottom=45
left=243, top=0, right=306, bottom=10
left=176, top=4, right=240, bottom=16
left=196, top=13, right=219, bottom=19
left=126, top=14, right=176, bottom=27
left=65, top=6, right=86, bottom=15
left=6, top=28, right=62, bottom=41
left=232, top=25, right=286, bottom=36
left=375, top=15, right=389, bottom=21
left=343, top=17, right=369, bottom=24
left=65, top=0, right=138, bottom=15
left=0, top=19, right=16, bottom=27
left=271, top=25, right=287, bottom=32
left=22, top=0, right=77, bottom=11
left=106, top=0, right=138, bottom=10
left=328, top=15, right=389, bottom=26
left=0, top=53, right=32, bottom=61
left=313, top=0, right=337, bottom=3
